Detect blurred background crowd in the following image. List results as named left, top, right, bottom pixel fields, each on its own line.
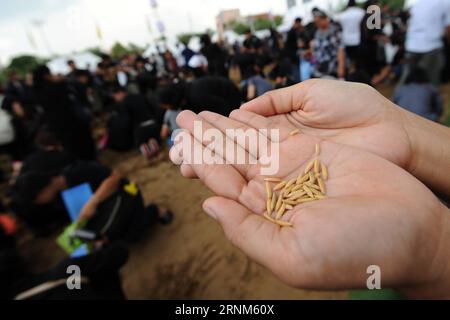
left=0, top=0, right=449, bottom=299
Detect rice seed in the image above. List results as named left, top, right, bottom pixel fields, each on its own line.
left=317, top=177, right=326, bottom=194
left=314, top=159, right=320, bottom=174
left=315, top=143, right=320, bottom=156
left=275, top=220, right=293, bottom=227
left=271, top=193, right=277, bottom=211
left=265, top=181, right=273, bottom=200
left=296, top=198, right=316, bottom=204
left=304, top=182, right=320, bottom=190
left=285, top=178, right=296, bottom=189
left=288, top=190, right=306, bottom=200
left=275, top=192, right=284, bottom=211
left=314, top=194, right=328, bottom=200
left=308, top=171, right=316, bottom=184
left=290, top=128, right=301, bottom=136
left=296, top=173, right=309, bottom=184
left=266, top=198, right=272, bottom=216
left=264, top=177, right=282, bottom=183
left=321, top=163, right=328, bottom=180
left=264, top=213, right=276, bottom=223
left=304, top=160, right=315, bottom=174
left=273, top=180, right=287, bottom=191
left=283, top=199, right=298, bottom=206
left=285, top=204, right=294, bottom=210
left=303, top=185, right=315, bottom=198
left=291, top=184, right=303, bottom=192
left=276, top=203, right=286, bottom=220
left=310, top=187, right=322, bottom=196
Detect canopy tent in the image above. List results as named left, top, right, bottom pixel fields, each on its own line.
left=47, top=52, right=101, bottom=75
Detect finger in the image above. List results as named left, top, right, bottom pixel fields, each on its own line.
left=199, top=110, right=258, bottom=156
left=177, top=110, right=257, bottom=181
left=229, top=109, right=295, bottom=141
left=240, top=80, right=316, bottom=116
left=175, top=130, right=247, bottom=201
left=180, top=163, right=197, bottom=179
left=203, top=196, right=285, bottom=271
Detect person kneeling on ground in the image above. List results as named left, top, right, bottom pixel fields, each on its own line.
left=13, top=161, right=173, bottom=245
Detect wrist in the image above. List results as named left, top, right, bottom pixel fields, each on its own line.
left=399, top=204, right=450, bottom=299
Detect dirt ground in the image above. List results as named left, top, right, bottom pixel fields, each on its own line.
left=12, top=83, right=450, bottom=300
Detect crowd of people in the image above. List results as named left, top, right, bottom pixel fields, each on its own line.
left=0, top=0, right=449, bottom=299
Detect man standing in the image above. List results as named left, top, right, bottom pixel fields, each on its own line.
left=335, top=0, right=365, bottom=63
left=404, top=0, right=450, bottom=86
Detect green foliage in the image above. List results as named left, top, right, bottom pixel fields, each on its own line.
left=127, top=42, right=145, bottom=54
left=87, top=46, right=104, bottom=57
left=110, top=42, right=129, bottom=59
left=230, top=20, right=249, bottom=35
left=7, top=55, right=41, bottom=76
left=380, top=0, right=405, bottom=10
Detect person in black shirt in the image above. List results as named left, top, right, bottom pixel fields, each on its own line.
left=1, top=242, right=128, bottom=300
left=13, top=161, right=173, bottom=244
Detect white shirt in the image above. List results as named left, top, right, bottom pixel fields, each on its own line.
left=335, top=7, right=365, bottom=46
left=406, top=0, right=450, bottom=53
left=188, top=54, right=208, bottom=69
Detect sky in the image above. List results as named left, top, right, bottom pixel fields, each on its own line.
left=0, top=0, right=291, bottom=65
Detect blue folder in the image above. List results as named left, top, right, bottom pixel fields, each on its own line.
left=61, top=183, right=93, bottom=221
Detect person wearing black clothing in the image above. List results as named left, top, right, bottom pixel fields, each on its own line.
left=109, top=87, right=162, bottom=154
left=200, top=34, right=228, bottom=77
left=1, top=242, right=128, bottom=300
left=32, top=65, right=96, bottom=161
left=158, top=77, right=242, bottom=117
left=285, top=18, right=304, bottom=65
left=12, top=161, right=172, bottom=244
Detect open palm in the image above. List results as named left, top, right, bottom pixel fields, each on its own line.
left=171, top=110, right=446, bottom=293
left=237, top=79, right=413, bottom=169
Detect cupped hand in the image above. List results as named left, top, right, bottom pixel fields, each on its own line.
left=237, top=79, right=413, bottom=170
left=170, top=110, right=448, bottom=296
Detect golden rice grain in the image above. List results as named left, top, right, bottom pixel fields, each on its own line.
left=276, top=203, right=286, bottom=220
left=297, top=198, right=316, bottom=204
left=271, top=193, right=277, bottom=211
left=304, top=182, right=320, bottom=190
left=314, top=194, right=328, bottom=200
left=265, top=181, right=273, bottom=200
left=321, top=163, right=328, bottom=180
left=273, top=180, right=287, bottom=191
left=283, top=199, right=298, bottom=206
left=303, top=185, right=315, bottom=198
left=285, top=178, right=296, bottom=189
left=296, top=173, right=309, bottom=184
left=291, top=184, right=303, bottom=192
left=304, top=160, right=315, bottom=174
left=314, top=159, right=320, bottom=174
left=308, top=171, right=316, bottom=184
left=315, top=143, right=320, bottom=156
left=264, top=213, right=276, bottom=223
left=317, top=177, right=326, bottom=194
left=266, top=198, right=272, bottom=216
left=275, top=192, right=284, bottom=211
left=285, top=204, right=294, bottom=210
left=290, top=128, right=301, bottom=136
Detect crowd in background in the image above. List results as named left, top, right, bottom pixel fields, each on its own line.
left=0, top=0, right=449, bottom=299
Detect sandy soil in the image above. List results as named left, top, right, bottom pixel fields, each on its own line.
left=12, top=82, right=450, bottom=299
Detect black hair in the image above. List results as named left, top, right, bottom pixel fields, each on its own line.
left=157, top=82, right=186, bottom=108
left=295, top=17, right=302, bottom=23
left=32, top=65, right=51, bottom=90
left=112, top=85, right=127, bottom=94
left=67, top=60, right=75, bottom=65
left=405, top=67, right=430, bottom=84
left=348, top=0, right=357, bottom=7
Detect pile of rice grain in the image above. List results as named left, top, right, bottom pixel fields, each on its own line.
left=263, top=142, right=328, bottom=228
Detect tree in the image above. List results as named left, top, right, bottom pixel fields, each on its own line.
left=110, top=42, right=129, bottom=59
left=7, top=55, right=41, bottom=76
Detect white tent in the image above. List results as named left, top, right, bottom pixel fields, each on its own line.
left=47, top=52, right=101, bottom=75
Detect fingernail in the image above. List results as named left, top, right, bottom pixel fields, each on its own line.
left=203, top=203, right=217, bottom=220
